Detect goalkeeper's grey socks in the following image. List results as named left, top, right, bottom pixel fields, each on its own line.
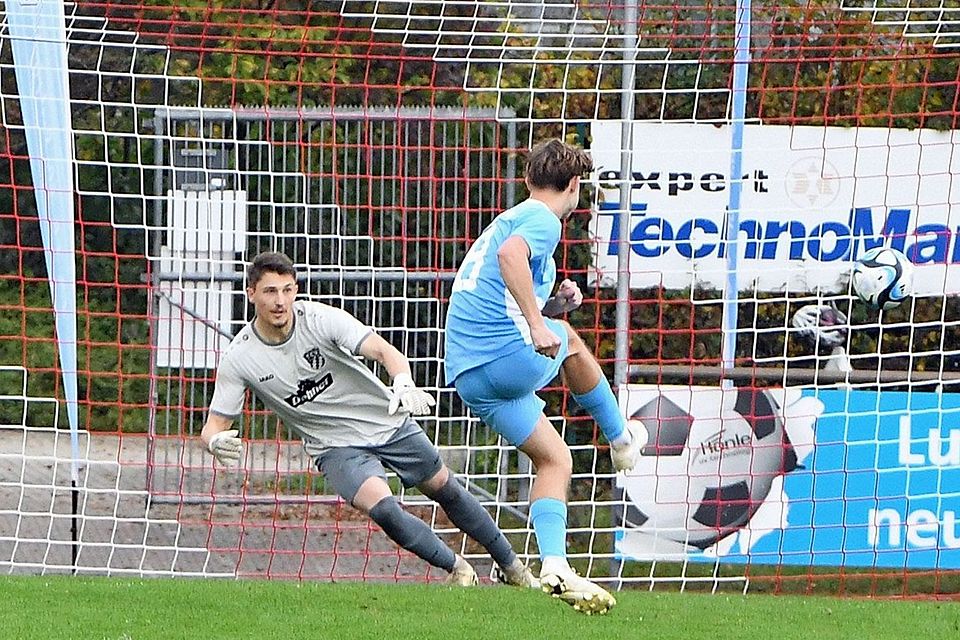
left=428, top=474, right=517, bottom=568
left=369, top=495, right=456, bottom=572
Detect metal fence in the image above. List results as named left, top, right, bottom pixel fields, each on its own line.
left=144, top=106, right=526, bottom=507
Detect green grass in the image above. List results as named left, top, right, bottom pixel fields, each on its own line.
left=1, top=576, right=958, bottom=640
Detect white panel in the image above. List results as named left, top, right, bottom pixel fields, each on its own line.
left=166, top=190, right=247, bottom=254
left=155, top=247, right=236, bottom=369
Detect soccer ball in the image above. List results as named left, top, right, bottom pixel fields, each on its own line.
left=618, top=388, right=799, bottom=550
left=851, top=247, right=913, bottom=310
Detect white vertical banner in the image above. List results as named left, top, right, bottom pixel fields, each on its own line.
left=7, top=0, right=80, bottom=472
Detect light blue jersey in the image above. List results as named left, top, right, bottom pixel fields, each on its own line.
left=444, top=199, right=561, bottom=383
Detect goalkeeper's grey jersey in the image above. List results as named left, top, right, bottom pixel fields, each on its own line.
left=208, top=299, right=406, bottom=455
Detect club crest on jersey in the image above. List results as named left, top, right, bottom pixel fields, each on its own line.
left=284, top=373, right=333, bottom=408
left=303, top=347, right=325, bottom=370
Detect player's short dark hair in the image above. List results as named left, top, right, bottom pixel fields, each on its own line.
left=247, top=251, right=297, bottom=288
left=525, top=139, right=594, bottom=192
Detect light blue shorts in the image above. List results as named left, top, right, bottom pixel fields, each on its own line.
left=452, top=318, right=569, bottom=446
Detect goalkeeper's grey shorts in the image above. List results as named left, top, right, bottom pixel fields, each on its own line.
left=313, top=418, right=443, bottom=506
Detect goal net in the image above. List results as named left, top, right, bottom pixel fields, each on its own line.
left=1, top=0, right=959, bottom=596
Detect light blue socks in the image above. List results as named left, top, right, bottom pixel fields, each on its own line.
left=572, top=378, right=628, bottom=444
left=530, top=497, right=568, bottom=559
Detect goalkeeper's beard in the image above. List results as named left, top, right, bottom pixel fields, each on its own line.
left=268, top=308, right=289, bottom=327
left=257, top=307, right=293, bottom=340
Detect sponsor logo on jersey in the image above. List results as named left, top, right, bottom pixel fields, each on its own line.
left=284, top=373, right=333, bottom=408
left=258, top=374, right=274, bottom=382
left=303, top=347, right=325, bottom=370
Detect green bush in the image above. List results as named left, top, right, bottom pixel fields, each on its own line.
left=0, top=278, right=151, bottom=431
left=4, top=0, right=958, bottom=432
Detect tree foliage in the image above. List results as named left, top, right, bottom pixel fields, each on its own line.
left=2, top=1, right=958, bottom=430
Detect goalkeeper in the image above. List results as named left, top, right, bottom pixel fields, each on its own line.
left=202, top=251, right=536, bottom=588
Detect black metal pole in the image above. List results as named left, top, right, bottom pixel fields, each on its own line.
left=71, top=480, right=79, bottom=573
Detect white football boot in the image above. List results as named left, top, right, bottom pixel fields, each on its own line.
left=540, top=564, right=617, bottom=615
left=494, top=558, right=540, bottom=588
left=610, top=419, right=646, bottom=472
left=445, top=554, right=479, bottom=586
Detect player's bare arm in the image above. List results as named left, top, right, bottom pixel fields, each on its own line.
left=358, top=332, right=436, bottom=415
left=357, top=331, right=411, bottom=379
left=497, top=235, right=561, bottom=358
left=541, top=278, right=583, bottom=318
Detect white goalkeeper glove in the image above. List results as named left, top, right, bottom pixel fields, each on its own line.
left=207, top=429, right=243, bottom=466
left=792, top=303, right=848, bottom=349
left=387, top=373, right=436, bottom=416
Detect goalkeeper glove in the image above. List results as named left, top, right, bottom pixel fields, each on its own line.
left=791, top=303, right=848, bottom=349
left=207, top=429, right=243, bottom=466
left=387, top=373, right=436, bottom=416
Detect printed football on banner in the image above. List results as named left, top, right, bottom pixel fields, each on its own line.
left=616, top=386, right=821, bottom=559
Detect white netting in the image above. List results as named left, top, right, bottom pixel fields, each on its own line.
left=2, top=1, right=959, bottom=595
left=841, top=1, right=960, bottom=48
left=0, top=366, right=226, bottom=576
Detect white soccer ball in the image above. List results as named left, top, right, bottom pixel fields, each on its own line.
left=851, top=247, right=913, bottom=310
left=619, top=389, right=799, bottom=550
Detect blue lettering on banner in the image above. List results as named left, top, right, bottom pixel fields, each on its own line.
left=597, top=204, right=960, bottom=265
left=668, top=390, right=960, bottom=569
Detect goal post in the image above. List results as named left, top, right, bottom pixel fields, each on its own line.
left=1, top=0, right=960, bottom=596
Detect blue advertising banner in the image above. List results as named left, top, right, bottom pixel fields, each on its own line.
left=616, top=386, right=960, bottom=569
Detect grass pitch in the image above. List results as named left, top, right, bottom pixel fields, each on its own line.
left=1, top=575, right=958, bottom=640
